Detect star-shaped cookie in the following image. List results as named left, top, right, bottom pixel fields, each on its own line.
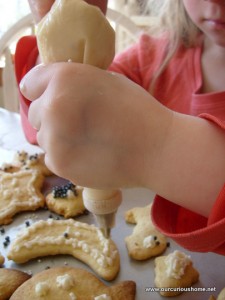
left=0, top=169, right=45, bottom=225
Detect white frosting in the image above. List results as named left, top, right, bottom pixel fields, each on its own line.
left=35, top=281, right=50, bottom=296
left=165, top=250, right=191, bottom=279
left=94, top=294, right=112, bottom=300
left=143, top=235, right=156, bottom=248
left=56, top=274, right=74, bottom=290
left=69, top=292, right=77, bottom=300
left=67, top=190, right=75, bottom=199
left=0, top=169, right=43, bottom=219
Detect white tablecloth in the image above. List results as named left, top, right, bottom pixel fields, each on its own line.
left=0, top=108, right=41, bottom=165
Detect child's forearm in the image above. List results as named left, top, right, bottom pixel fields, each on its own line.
left=143, top=111, right=225, bottom=218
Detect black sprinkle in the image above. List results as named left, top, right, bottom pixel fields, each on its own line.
left=0, top=228, right=5, bottom=234
left=64, top=232, right=69, bottom=238
left=156, top=241, right=160, bottom=246
left=48, top=214, right=53, bottom=219
left=153, top=236, right=157, bottom=240
left=3, top=241, right=8, bottom=247
left=45, top=266, right=51, bottom=270
left=5, top=236, right=10, bottom=242
left=167, top=242, right=170, bottom=247
left=25, top=221, right=30, bottom=227
left=52, top=182, right=77, bottom=199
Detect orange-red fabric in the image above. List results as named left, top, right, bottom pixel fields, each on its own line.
left=15, top=36, right=38, bottom=144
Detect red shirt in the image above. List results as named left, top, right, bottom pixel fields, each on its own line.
left=15, top=34, right=225, bottom=254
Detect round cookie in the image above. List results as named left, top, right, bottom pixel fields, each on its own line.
left=10, top=267, right=136, bottom=300
left=0, top=268, right=31, bottom=300
left=46, top=183, right=86, bottom=218
left=0, top=252, right=4, bottom=266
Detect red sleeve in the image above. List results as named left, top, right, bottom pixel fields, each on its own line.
left=15, top=36, right=39, bottom=144
left=152, top=115, right=225, bottom=255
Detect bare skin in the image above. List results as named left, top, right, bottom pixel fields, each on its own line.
left=22, top=0, right=225, bottom=218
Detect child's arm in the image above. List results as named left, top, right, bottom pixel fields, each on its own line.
left=20, top=62, right=225, bottom=218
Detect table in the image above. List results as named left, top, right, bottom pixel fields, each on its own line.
left=0, top=107, right=224, bottom=299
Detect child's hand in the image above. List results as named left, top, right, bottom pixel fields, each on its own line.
left=28, top=0, right=108, bottom=23
left=20, top=62, right=169, bottom=189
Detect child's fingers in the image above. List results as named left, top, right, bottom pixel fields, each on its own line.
left=28, top=98, right=42, bottom=130
left=19, top=64, right=53, bottom=101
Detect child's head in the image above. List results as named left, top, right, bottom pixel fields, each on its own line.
left=144, top=0, right=201, bottom=93
left=145, top=0, right=200, bottom=48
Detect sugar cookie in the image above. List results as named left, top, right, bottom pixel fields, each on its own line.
left=36, top=0, right=115, bottom=68
left=10, top=266, right=136, bottom=300
left=125, top=204, right=168, bottom=260
left=0, top=169, right=45, bottom=225
left=0, top=268, right=31, bottom=300
left=0, top=252, right=4, bottom=266
left=154, top=250, right=199, bottom=297
left=7, top=219, right=120, bottom=281
left=209, top=296, right=216, bottom=300
left=217, top=288, right=225, bottom=300
left=13, top=150, right=53, bottom=176
left=46, top=183, right=86, bottom=218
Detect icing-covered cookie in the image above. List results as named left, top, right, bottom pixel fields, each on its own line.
left=154, top=250, right=199, bottom=297
left=0, top=169, right=45, bottom=225
left=8, top=219, right=120, bottom=281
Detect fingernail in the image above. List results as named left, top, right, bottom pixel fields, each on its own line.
left=19, top=76, right=27, bottom=95
left=19, top=63, right=45, bottom=94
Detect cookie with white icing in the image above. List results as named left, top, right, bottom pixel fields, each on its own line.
left=125, top=204, right=168, bottom=260
left=154, top=250, right=199, bottom=297
left=0, top=268, right=31, bottom=300
left=13, top=150, right=53, bottom=176
left=7, top=219, right=120, bottom=281
left=0, top=169, right=45, bottom=225
left=10, top=267, right=136, bottom=300
left=46, top=183, right=86, bottom=218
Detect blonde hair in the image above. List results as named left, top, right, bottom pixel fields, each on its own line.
left=142, top=0, right=201, bottom=93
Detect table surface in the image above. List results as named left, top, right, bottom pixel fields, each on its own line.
left=0, top=108, right=225, bottom=300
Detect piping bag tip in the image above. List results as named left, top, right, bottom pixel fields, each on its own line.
left=94, top=212, right=116, bottom=239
